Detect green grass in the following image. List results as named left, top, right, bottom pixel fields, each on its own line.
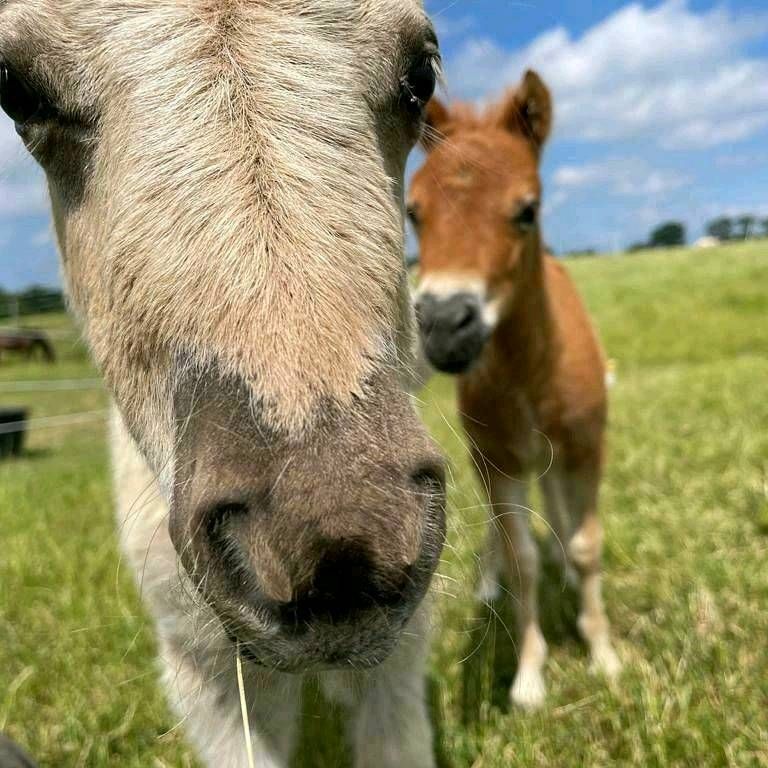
left=2, top=242, right=767, bottom=767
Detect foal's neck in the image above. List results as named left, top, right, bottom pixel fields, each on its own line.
left=487, top=241, right=557, bottom=386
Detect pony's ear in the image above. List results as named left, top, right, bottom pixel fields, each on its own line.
left=499, top=69, right=553, bottom=153
left=420, top=97, right=451, bottom=151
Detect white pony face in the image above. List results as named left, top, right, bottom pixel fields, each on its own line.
left=0, top=0, right=446, bottom=670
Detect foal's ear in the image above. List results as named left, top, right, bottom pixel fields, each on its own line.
left=499, top=69, right=553, bottom=153
left=420, top=97, right=451, bottom=151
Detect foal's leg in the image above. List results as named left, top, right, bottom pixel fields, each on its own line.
left=488, top=470, right=548, bottom=710
left=539, top=466, right=579, bottom=588
left=563, top=468, right=621, bottom=678
left=475, top=523, right=504, bottom=602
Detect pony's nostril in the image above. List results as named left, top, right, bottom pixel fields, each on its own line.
left=205, top=502, right=249, bottom=550
left=410, top=461, right=446, bottom=496
left=199, top=501, right=259, bottom=597
left=283, top=540, right=405, bottom=628
left=313, top=542, right=375, bottom=603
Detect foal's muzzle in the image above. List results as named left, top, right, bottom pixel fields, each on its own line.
left=416, top=291, right=490, bottom=374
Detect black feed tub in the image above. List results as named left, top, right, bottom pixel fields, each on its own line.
left=0, top=408, right=28, bottom=459
left=0, top=733, right=39, bottom=767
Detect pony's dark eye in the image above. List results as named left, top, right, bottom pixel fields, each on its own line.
left=514, top=200, right=540, bottom=231
left=401, top=57, right=438, bottom=115
left=0, top=63, right=46, bottom=124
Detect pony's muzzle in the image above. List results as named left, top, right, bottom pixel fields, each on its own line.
left=192, top=459, right=445, bottom=617
left=170, top=369, right=446, bottom=668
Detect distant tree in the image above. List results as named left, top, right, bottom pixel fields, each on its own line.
left=627, top=241, right=648, bottom=253
left=706, top=216, right=733, bottom=241
left=17, top=286, right=65, bottom=315
left=648, top=221, right=686, bottom=248
left=734, top=214, right=756, bottom=240
left=0, top=288, right=9, bottom=319
left=0, top=286, right=66, bottom=318
left=762, top=218, right=768, bottom=238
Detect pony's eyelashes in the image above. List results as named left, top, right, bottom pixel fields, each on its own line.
left=0, top=62, right=47, bottom=125
left=400, top=54, right=439, bottom=117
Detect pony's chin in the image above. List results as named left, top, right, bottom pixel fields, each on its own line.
left=233, top=639, right=394, bottom=674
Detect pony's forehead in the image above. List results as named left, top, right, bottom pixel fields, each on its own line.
left=418, top=131, right=540, bottom=190
left=0, top=0, right=428, bottom=46
left=0, top=0, right=432, bottom=112
left=0, top=0, right=434, bottom=141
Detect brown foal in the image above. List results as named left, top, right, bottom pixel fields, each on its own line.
left=410, top=70, right=620, bottom=709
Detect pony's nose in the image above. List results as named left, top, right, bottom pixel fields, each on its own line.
left=170, top=365, right=447, bottom=663
left=197, top=459, right=445, bottom=609
left=280, top=540, right=410, bottom=629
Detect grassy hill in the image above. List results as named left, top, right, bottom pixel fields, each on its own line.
left=1, top=241, right=767, bottom=766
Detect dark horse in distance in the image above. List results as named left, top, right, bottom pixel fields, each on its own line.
left=0, top=330, right=56, bottom=363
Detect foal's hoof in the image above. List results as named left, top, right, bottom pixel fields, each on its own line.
left=510, top=668, right=546, bottom=711
left=589, top=644, right=622, bottom=681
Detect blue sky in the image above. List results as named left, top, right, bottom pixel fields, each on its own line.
left=2, top=0, right=768, bottom=288
left=422, top=0, right=768, bottom=253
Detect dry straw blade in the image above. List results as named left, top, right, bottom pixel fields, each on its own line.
left=236, top=647, right=256, bottom=768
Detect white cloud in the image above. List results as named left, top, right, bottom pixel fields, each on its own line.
left=0, top=120, right=48, bottom=218
left=552, top=157, right=691, bottom=197
left=715, top=150, right=768, bottom=169
left=31, top=227, right=52, bottom=247
left=0, top=179, right=49, bottom=217
left=664, top=113, right=768, bottom=149
left=433, top=13, right=476, bottom=41
left=445, top=0, right=768, bottom=148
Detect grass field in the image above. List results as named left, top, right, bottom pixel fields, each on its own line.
left=1, top=242, right=767, bottom=767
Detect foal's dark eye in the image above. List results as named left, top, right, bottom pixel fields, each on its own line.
left=401, top=57, right=438, bottom=115
left=0, top=63, right=46, bottom=124
left=406, top=204, right=421, bottom=229
left=513, top=200, right=540, bottom=231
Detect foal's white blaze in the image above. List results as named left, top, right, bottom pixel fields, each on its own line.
left=417, top=271, right=502, bottom=329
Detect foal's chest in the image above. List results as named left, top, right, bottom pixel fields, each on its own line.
left=458, top=379, right=556, bottom=471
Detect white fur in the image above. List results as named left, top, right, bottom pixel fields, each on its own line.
left=0, top=0, right=443, bottom=763
left=112, top=408, right=436, bottom=766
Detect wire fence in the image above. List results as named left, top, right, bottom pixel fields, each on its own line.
left=0, top=379, right=103, bottom=393
left=0, top=410, right=108, bottom=435
left=0, top=310, right=105, bottom=445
